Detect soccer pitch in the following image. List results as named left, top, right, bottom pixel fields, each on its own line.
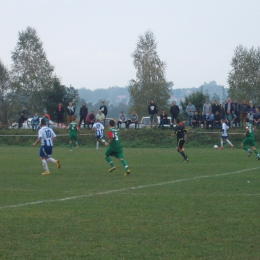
left=1, top=146, right=260, bottom=259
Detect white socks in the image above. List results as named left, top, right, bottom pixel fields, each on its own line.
left=42, top=159, right=49, bottom=172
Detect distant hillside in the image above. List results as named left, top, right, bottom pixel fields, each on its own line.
left=78, top=86, right=129, bottom=104
left=172, top=81, right=228, bottom=104
left=78, top=81, right=229, bottom=105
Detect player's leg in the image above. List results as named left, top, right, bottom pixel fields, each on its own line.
left=105, top=149, right=116, bottom=172
left=177, top=140, right=188, bottom=161
left=40, top=147, right=50, bottom=174
left=119, top=154, right=130, bottom=176
left=226, top=138, right=234, bottom=149
left=250, top=139, right=260, bottom=159
left=219, top=138, right=224, bottom=150
left=241, top=138, right=252, bottom=156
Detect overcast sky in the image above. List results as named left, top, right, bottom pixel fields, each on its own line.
left=0, top=0, right=259, bottom=90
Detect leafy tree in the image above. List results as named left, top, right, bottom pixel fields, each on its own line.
left=10, top=26, right=55, bottom=112
left=0, top=60, right=13, bottom=127
left=43, top=82, right=79, bottom=120
left=180, top=88, right=209, bottom=116
left=129, top=30, right=172, bottom=117
left=228, top=45, right=260, bottom=104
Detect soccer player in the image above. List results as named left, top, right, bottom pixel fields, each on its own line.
left=171, top=118, right=188, bottom=162
left=66, top=116, right=80, bottom=151
left=241, top=118, right=260, bottom=160
left=33, top=118, right=60, bottom=175
left=219, top=119, right=234, bottom=150
left=104, top=120, right=130, bottom=176
left=92, top=119, right=105, bottom=149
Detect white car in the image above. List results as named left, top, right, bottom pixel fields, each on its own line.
left=10, top=118, right=59, bottom=129
left=139, top=116, right=172, bottom=128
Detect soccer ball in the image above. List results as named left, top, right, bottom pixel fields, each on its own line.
left=214, top=145, right=218, bottom=149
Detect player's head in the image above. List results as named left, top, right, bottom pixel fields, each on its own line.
left=176, top=118, right=181, bottom=125
left=96, top=119, right=100, bottom=122
left=71, top=116, right=75, bottom=121
left=41, top=118, right=46, bottom=126
left=109, top=120, right=116, bottom=127
left=245, top=118, right=249, bottom=123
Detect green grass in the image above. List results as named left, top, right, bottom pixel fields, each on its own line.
left=1, top=146, right=260, bottom=259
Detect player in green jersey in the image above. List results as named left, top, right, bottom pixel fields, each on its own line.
left=66, top=116, right=80, bottom=151
left=104, top=120, right=130, bottom=176
left=241, top=118, right=260, bottom=160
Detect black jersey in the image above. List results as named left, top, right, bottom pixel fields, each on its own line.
left=174, top=125, right=187, bottom=139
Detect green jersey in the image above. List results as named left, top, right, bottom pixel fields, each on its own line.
left=67, top=122, right=79, bottom=135
left=245, top=123, right=254, bottom=138
left=107, top=127, right=122, bottom=151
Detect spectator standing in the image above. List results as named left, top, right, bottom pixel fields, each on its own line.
left=240, top=100, right=248, bottom=127
left=86, top=111, right=96, bottom=129
left=212, top=100, right=220, bottom=115
left=253, top=108, right=260, bottom=128
left=148, top=100, right=158, bottom=127
left=32, top=112, right=40, bottom=131
left=117, top=111, right=128, bottom=129
left=233, top=99, right=241, bottom=127
left=170, top=101, right=180, bottom=124
left=100, top=101, right=108, bottom=126
left=18, top=105, right=29, bottom=128
left=56, top=103, right=65, bottom=128
left=96, top=110, right=105, bottom=125
left=186, top=101, right=196, bottom=127
left=78, top=102, right=88, bottom=128
left=66, top=102, right=75, bottom=124
left=203, top=99, right=212, bottom=115
left=247, top=100, right=256, bottom=113
left=219, top=104, right=226, bottom=120
left=159, top=110, right=168, bottom=129
left=247, top=109, right=254, bottom=125
left=225, top=98, right=234, bottom=115
left=129, top=111, right=139, bottom=129
left=213, top=111, right=221, bottom=129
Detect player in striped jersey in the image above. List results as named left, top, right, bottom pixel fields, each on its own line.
left=66, top=116, right=80, bottom=151
left=33, top=118, right=60, bottom=175
left=92, top=119, right=105, bottom=149
left=219, top=119, right=234, bottom=150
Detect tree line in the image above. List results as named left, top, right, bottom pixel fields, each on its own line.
left=1, top=27, right=259, bottom=127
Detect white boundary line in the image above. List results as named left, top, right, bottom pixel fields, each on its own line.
left=1, top=166, right=260, bottom=210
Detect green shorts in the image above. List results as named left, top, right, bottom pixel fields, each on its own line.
left=105, top=147, right=124, bottom=159
left=69, top=133, right=78, bottom=141
left=242, top=137, right=256, bottom=147
left=150, top=114, right=158, bottom=123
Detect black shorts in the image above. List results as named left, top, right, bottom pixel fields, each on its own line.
left=177, top=139, right=185, bottom=149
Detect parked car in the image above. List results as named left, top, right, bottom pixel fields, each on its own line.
left=139, top=116, right=173, bottom=128
left=10, top=118, right=61, bottom=129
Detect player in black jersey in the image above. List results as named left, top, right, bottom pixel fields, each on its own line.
left=171, top=118, right=188, bottom=162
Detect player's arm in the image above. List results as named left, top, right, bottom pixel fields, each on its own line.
left=105, top=131, right=113, bottom=146
left=33, top=138, right=41, bottom=146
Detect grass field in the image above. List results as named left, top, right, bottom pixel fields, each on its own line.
left=1, top=146, right=260, bottom=259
